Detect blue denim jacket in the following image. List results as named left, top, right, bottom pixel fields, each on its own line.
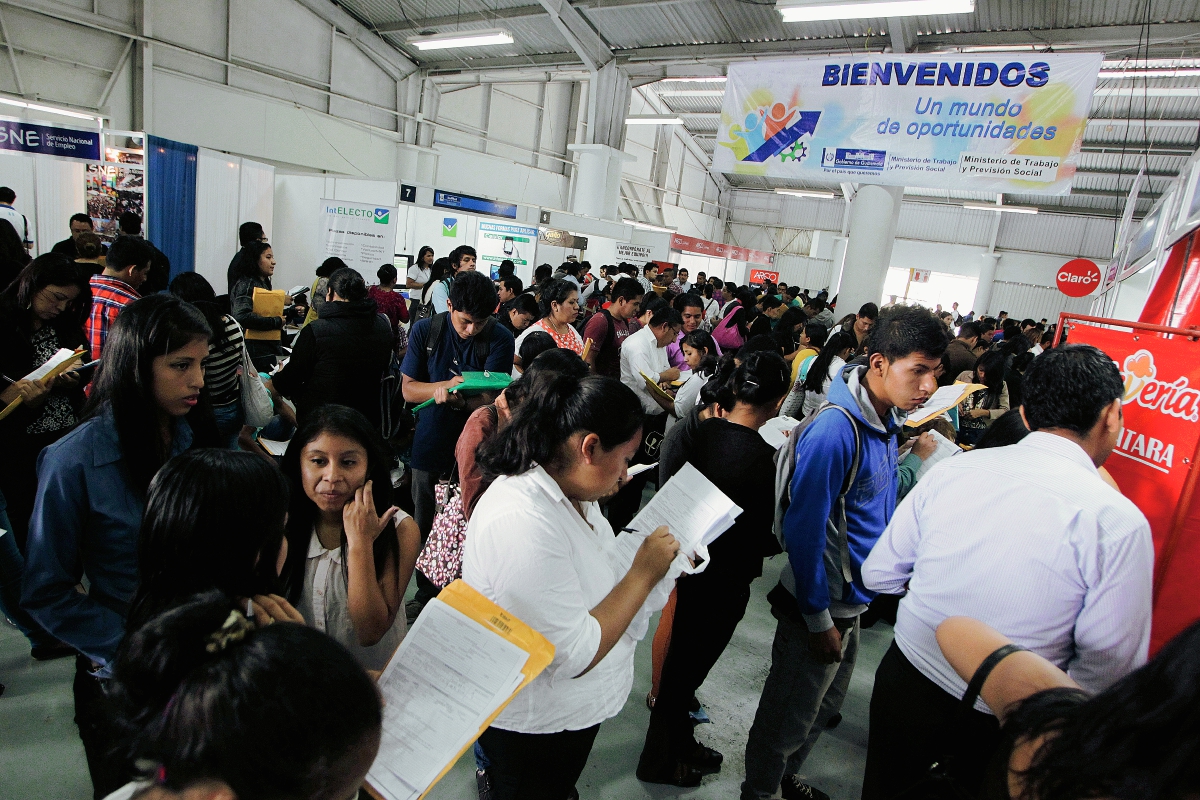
left=21, top=406, right=193, bottom=668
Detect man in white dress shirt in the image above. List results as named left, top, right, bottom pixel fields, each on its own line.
left=860, top=344, right=1153, bottom=799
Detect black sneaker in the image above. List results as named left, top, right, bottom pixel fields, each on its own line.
left=475, top=768, right=493, bottom=800
left=781, top=775, right=830, bottom=800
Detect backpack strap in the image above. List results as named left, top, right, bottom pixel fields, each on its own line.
left=426, top=312, right=447, bottom=363
left=816, top=403, right=862, bottom=594
left=600, top=309, right=617, bottom=354
left=471, top=316, right=496, bottom=365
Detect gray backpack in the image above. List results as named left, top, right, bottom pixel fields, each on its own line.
left=771, top=403, right=862, bottom=592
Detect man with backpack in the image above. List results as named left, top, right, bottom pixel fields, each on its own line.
left=742, top=305, right=950, bottom=800
left=583, top=276, right=644, bottom=377
left=401, top=271, right=515, bottom=616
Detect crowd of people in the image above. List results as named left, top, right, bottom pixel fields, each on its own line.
left=0, top=207, right=1193, bottom=800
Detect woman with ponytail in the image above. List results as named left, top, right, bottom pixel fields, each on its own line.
left=637, top=351, right=791, bottom=787
left=104, top=590, right=382, bottom=800
left=462, top=374, right=681, bottom=800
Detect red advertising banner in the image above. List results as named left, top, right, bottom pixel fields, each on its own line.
left=669, top=233, right=774, bottom=265
left=749, top=268, right=780, bottom=284
left=1069, top=322, right=1200, bottom=653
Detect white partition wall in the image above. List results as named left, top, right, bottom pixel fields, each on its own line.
left=33, top=158, right=85, bottom=258
left=195, top=150, right=241, bottom=291
left=195, top=150, right=277, bottom=293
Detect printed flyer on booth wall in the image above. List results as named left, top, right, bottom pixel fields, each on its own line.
left=712, top=53, right=1103, bottom=194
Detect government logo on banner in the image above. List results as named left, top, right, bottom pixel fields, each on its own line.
left=713, top=54, right=1103, bottom=194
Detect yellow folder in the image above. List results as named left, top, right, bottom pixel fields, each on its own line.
left=0, top=347, right=86, bottom=423
left=365, top=579, right=555, bottom=800
left=243, top=287, right=286, bottom=341
left=640, top=370, right=676, bottom=405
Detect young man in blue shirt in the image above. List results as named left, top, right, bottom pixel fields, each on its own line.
left=741, top=305, right=950, bottom=800
left=401, top=270, right=514, bottom=611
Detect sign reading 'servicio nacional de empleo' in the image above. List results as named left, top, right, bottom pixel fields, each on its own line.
left=712, top=53, right=1103, bottom=194
left=0, top=118, right=101, bottom=161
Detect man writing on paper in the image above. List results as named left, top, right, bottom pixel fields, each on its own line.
left=402, top=271, right=514, bottom=619
left=741, top=305, right=950, bottom=800
left=86, top=236, right=152, bottom=360
left=608, top=306, right=683, bottom=532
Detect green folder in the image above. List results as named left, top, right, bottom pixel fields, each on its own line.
left=411, top=371, right=512, bottom=414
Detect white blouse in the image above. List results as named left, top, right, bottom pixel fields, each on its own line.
left=298, top=513, right=411, bottom=671
left=462, top=465, right=672, bottom=734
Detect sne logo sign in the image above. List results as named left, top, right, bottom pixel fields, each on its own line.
left=374, top=208, right=389, bottom=224
left=1056, top=258, right=1101, bottom=297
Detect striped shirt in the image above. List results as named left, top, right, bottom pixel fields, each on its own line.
left=86, top=275, right=139, bottom=359
left=205, top=316, right=244, bottom=407
left=863, top=431, right=1154, bottom=709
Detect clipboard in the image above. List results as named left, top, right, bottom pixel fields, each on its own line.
left=639, top=370, right=676, bottom=405
left=905, top=381, right=987, bottom=427
left=243, top=287, right=286, bottom=341
left=0, top=347, right=86, bottom=423
left=364, top=580, right=554, bottom=800
left=411, top=371, right=512, bottom=414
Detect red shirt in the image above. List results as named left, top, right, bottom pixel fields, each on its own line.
left=369, top=286, right=410, bottom=332
left=86, top=275, right=139, bottom=359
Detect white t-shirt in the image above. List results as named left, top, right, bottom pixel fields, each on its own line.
left=408, top=264, right=431, bottom=285
left=0, top=204, right=29, bottom=245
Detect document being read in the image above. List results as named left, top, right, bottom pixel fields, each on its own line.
left=608, top=463, right=742, bottom=640
left=368, top=600, right=529, bottom=800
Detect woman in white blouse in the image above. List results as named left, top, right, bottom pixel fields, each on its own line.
left=279, top=405, right=421, bottom=670
left=463, top=372, right=680, bottom=800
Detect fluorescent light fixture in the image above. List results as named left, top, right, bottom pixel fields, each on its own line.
left=658, top=76, right=728, bottom=83
left=625, top=115, right=684, bottom=125
left=954, top=44, right=1044, bottom=53
left=775, top=188, right=838, bottom=199
left=408, top=29, right=513, bottom=50
left=0, top=96, right=102, bottom=121
left=623, top=218, right=676, bottom=233
left=962, top=200, right=1038, bottom=214
left=777, top=0, right=973, bottom=22
left=1100, top=67, right=1200, bottom=78
left=654, top=89, right=726, bottom=97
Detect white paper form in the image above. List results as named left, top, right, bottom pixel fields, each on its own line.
left=912, top=430, right=961, bottom=482
left=760, top=416, right=800, bottom=449
left=906, top=383, right=983, bottom=427
left=26, top=349, right=77, bottom=381
left=368, top=599, right=529, bottom=800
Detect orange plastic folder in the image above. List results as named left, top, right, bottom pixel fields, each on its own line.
left=242, top=287, right=286, bottom=341
left=365, top=580, right=555, bottom=800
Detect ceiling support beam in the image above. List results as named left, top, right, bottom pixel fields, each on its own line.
left=538, top=0, right=612, bottom=72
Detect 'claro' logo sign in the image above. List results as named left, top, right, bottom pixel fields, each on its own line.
left=1056, top=258, right=1101, bottom=297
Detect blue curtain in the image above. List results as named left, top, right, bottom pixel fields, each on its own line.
left=147, top=135, right=197, bottom=280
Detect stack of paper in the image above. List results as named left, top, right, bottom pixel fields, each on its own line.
left=257, top=438, right=289, bottom=457
left=0, top=348, right=86, bottom=424
left=905, top=382, right=986, bottom=427
left=367, top=581, right=553, bottom=800
left=760, top=415, right=801, bottom=449
left=607, top=462, right=742, bottom=641
left=912, top=429, right=962, bottom=482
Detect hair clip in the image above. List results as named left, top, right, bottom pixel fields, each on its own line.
left=205, top=609, right=254, bottom=654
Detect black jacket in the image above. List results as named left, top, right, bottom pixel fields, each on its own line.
left=272, top=298, right=393, bottom=426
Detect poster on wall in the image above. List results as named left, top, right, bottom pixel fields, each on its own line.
left=1068, top=323, right=1200, bottom=653
left=616, top=243, right=653, bottom=262
left=318, top=199, right=400, bottom=276
left=713, top=53, right=1103, bottom=194
left=476, top=221, right=537, bottom=278
left=86, top=163, right=144, bottom=243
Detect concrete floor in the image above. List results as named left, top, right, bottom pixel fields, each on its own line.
left=0, top=556, right=891, bottom=800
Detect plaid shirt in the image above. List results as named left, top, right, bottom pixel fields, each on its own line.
left=86, top=275, right=139, bottom=359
